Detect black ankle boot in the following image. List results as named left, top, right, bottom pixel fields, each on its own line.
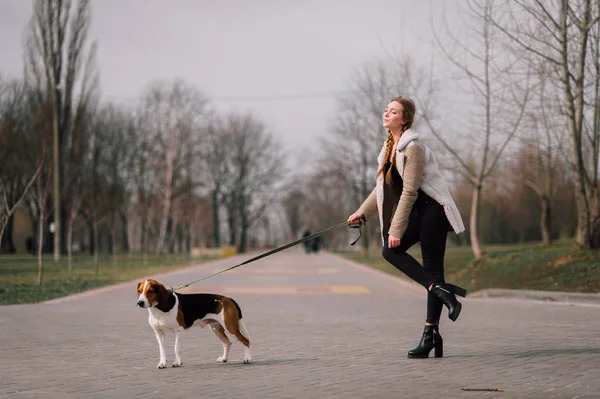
left=407, top=325, right=443, bottom=359
left=430, top=283, right=467, bottom=322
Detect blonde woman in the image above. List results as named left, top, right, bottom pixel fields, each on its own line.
left=347, top=97, right=466, bottom=359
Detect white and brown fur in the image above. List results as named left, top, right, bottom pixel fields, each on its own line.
left=136, top=279, right=251, bottom=369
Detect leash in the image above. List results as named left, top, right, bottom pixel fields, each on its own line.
left=169, top=220, right=363, bottom=293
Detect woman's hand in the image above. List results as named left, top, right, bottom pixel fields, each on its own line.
left=388, top=234, right=401, bottom=248
left=347, top=211, right=365, bottom=226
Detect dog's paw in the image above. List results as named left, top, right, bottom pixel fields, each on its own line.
left=242, top=356, right=252, bottom=364
left=157, top=361, right=167, bottom=369
left=171, top=360, right=182, bottom=368
left=216, top=356, right=228, bottom=363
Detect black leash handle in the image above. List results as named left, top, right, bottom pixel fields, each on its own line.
left=348, top=221, right=363, bottom=246
left=170, top=220, right=363, bottom=292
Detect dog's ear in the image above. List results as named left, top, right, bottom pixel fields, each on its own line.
left=156, top=283, right=170, bottom=308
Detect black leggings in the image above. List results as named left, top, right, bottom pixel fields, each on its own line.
left=381, top=202, right=450, bottom=324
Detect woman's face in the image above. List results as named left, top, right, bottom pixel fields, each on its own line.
left=382, top=101, right=405, bottom=130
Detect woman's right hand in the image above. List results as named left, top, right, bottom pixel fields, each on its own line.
left=347, top=211, right=365, bottom=226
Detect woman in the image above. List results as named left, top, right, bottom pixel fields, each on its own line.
left=347, top=96, right=466, bottom=359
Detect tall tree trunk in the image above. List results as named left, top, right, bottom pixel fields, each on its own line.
left=143, top=214, right=151, bottom=267
left=0, top=215, right=16, bottom=254
left=185, top=223, right=191, bottom=253
left=112, top=225, right=117, bottom=268
left=156, top=132, right=175, bottom=254
left=540, top=195, right=552, bottom=246
left=93, top=216, right=99, bottom=276
left=67, top=204, right=78, bottom=278
left=88, top=219, right=94, bottom=255
left=52, top=84, right=61, bottom=261
left=559, top=0, right=592, bottom=248
left=227, top=201, right=237, bottom=247
left=67, top=215, right=74, bottom=278
left=120, top=211, right=129, bottom=252
left=140, top=219, right=146, bottom=253
left=168, top=217, right=178, bottom=254
left=143, top=227, right=149, bottom=267
left=238, top=205, right=249, bottom=254
left=470, top=185, right=484, bottom=259
left=571, top=171, right=591, bottom=248
left=589, top=194, right=600, bottom=248
left=37, top=207, right=45, bottom=286
left=211, top=189, right=221, bottom=247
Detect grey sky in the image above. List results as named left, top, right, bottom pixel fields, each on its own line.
left=1, top=1, right=457, bottom=164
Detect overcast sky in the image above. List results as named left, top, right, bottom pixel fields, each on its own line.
left=0, top=0, right=461, bottom=167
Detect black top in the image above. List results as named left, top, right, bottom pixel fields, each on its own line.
left=381, top=161, right=444, bottom=239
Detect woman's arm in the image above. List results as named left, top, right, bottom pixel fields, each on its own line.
left=389, top=144, right=426, bottom=238
left=356, top=186, right=378, bottom=221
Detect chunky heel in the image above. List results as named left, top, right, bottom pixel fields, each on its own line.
left=434, top=340, right=443, bottom=358
left=430, top=283, right=464, bottom=322
left=449, top=301, right=461, bottom=322
left=446, top=283, right=468, bottom=298
left=407, top=325, right=443, bottom=359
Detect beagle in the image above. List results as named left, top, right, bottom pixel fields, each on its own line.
left=136, top=279, right=252, bottom=368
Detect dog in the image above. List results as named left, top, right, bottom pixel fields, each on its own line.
left=136, top=279, right=252, bottom=368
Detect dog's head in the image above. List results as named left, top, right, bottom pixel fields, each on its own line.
left=136, top=279, right=170, bottom=309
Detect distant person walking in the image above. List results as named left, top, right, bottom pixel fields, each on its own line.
left=302, top=228, right=312, bottom=253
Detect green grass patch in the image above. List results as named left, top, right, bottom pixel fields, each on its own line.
left=336, top=240, right=600, bottom=294
left=0, top=253, right=219, bottom=305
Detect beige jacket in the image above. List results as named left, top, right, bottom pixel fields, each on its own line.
left=357, top=129, right=465, bottom=242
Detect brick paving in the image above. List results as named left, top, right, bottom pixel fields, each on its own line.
left=1, top=249, right=599, bottom=399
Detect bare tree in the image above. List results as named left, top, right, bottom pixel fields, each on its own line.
left=30, top=160, right=52, bottom=286
left=25, top=0, right=99, bottom=260
left=169, top=139, right=206, bottom=253
left=493, top=0, right=600, bottom=248
left=66, top=187, right=82, bottom=276
left=137, top=80, right=207, bottom=254
left=201, top=114, right=232, bottom=248
left=421, top=0, right=532, bottom=258
left=0, top=168, right=42, bottom=251
left=91, top=104, right=138, bottom=266
left=130, top=122, right=158, bottom=263
left=0, top=79, right=44, bottom=251
left=88, top=124, right=102, bottom=273
left=515, top=66, right=569, bottom=245
left=220, top=113, right=286, bottom=253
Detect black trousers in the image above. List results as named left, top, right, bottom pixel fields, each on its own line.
left=381, top=201, right=450, bottom=324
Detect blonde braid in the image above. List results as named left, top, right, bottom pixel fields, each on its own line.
left=387, top=144, right=397, bottom=184
left=376, top=131, right=394, bottom=183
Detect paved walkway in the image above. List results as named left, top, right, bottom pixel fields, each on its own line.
left=1, top=249, right=599, bottom=399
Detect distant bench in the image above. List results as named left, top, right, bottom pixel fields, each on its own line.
left=191, top=246, right=237, bottom=258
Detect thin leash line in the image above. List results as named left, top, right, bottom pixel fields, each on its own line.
left=170, top=220, right=363, bottom=292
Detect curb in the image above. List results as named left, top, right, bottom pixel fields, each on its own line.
left=42, top=253, right=256, bottom=304
left=327, top=252, right=600, bottom=306
left=466, top=288, right=600, bottom=305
